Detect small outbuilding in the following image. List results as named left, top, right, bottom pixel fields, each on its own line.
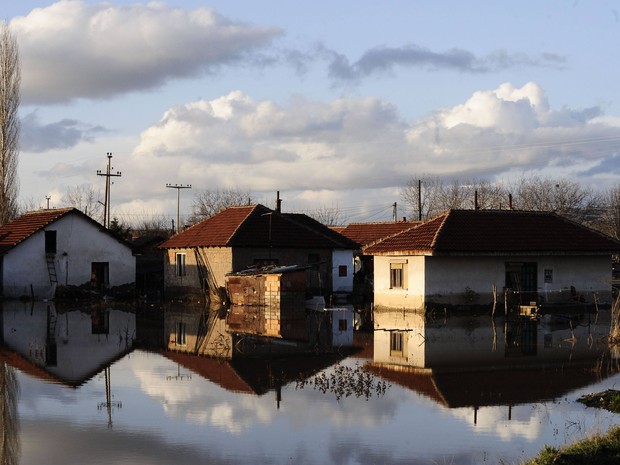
left=0, top=208, right=136, bottom=300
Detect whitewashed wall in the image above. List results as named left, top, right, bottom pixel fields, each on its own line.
left=374, top=253, right=614, bottom=311
left=373, top=255, right=426, bottom=310
left=2, top=213, right=135, bottom=299
left=332, top=249, right=354, bottom=292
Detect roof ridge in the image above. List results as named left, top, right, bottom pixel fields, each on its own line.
left=227, top=204, right=266, bottom=245
left=429, top=210, right=452, bottom=249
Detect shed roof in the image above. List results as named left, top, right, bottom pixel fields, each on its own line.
left=365, top=209, right=620, bottom=255
left=160, top=204, right=358, bottom=250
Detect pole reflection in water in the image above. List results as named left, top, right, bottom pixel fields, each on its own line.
left=3, top=300, right=620, bottom=465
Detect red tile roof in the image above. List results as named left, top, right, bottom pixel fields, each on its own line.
left=0, top=208, right=75, bottom=254
left=337, top=221, right=418, bottom=249
left=160, top=204, right=358, bottom=249
left=365, top=209, right=620, bottom=255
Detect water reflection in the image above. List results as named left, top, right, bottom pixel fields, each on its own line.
left=2, top=299, right=619, bottom=465
left=371, top=310, right=617, bottom=422
left=0, top=360, right=19, bottom=465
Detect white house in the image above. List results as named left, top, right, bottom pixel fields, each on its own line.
left=0, top=208, right=136, bottom=299
left=365, top=209, right=620, bottom=313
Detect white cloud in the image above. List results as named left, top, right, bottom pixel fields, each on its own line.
left=121, top=83, right=620, bottom=214
left=12, top=1, right=281, bottom=104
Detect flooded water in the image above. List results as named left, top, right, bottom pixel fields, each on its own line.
left=2, top=301, right=620, bottom=465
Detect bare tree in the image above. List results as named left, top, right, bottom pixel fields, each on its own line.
left=191, top=187, right=252, bottom=221
left=508, top=176, right=603, bottom=225
left=307, top=204, right=350, bottom=226
left=61, top=184, right=103, bottom=219
left=0, top=22, right=20, bottom=225
left=400, top=175, right=446, bottom=220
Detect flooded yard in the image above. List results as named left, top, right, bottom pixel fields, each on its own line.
left=2, top=301, right=620, bottom=465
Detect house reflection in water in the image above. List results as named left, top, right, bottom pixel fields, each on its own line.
left=0, top=301, right=136, bottom=386
left=370, top=310, right=617, bottom=423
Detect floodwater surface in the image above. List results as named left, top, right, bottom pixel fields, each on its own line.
left=2, top=301, right=619, bottom=465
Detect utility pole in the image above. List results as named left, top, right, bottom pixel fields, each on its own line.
left=97, top=153, right=122, bottom=228
left=166, top=183, right=192, bottom=233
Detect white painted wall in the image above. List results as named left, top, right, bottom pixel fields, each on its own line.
left=332, top=249, right=354, bottom=292
left=373, top=253, right=614, bottom=311
left=2, top=212, right=135, bottom=299
left=373, top=255, right=426, bottom=310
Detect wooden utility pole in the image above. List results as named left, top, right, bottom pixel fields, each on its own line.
left=97, top=153, right=122, bottom=228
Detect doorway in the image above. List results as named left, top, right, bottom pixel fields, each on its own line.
left=91, top=262, right=109, bottom=290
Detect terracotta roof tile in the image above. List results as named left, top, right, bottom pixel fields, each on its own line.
left=0, top=208, right=75, bottom=254
left=366, top=209, right=620, bottom=255
left=160, top=204, right=358, bottom=250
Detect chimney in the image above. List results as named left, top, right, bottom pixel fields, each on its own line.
left=508, top=193, right=513, bottom=210
left=275, top=191, right=282, bottom=213
left=474, top=190, right=479, bottom=210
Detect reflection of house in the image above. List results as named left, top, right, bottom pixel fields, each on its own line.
left=162, top=350, right=345, bottom=400
left=159, top=204, right=359, bottom=303
left=0, top=301, right=136, bottom=386
left=370, top=310, right=616, bottom=409
left=0, top=208, right=136, bottom=299
left=164, top=303, right=233, bottom=358
left=365, top=209, right=620, bottom=313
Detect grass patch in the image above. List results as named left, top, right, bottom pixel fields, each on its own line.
left=523, top=426, right=620, bottom=465
left=577, top=389, right=620, bottom=413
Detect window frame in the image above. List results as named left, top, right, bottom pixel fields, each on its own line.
left=175, top=252, right=187, bottom=277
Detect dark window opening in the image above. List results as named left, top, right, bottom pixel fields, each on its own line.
left=338, top=265, right=348, bottom=277
left=45, top=230, right=57, bottom=254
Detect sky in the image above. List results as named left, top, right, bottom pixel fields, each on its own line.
left=5, top=0, right=620, bottom=224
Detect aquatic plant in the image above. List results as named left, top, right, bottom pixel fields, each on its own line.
left=295, top=362, right=390, bottom=401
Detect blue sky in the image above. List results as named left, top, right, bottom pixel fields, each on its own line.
left=6, top=0, right=620, bottom=223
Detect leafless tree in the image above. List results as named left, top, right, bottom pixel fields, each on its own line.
left=306, top=204, right=350, bottom=226
left=400, top=175, right=447, bottom=220
left=0, top=22, right=20, bottom=225
left=508, top=176, right=603, bottom=225
left=191, top=187, right=252, bottom=221
left=61, top=184, right=103, bottom=219
left=401, top=176, right=509, bottom=219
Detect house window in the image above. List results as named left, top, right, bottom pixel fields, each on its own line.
left=390, top=331, right=404, bottom=355
left=390, top=262, right=407, bottom=289
left=176, top=253, right=186, bottom=277
left=338, top=319, right=347, bottom=331
left=176, top=322, right=187, bottom=346
left=338, top=265, right=348, bottom=277
left=544, top=269, right=553, bottom=284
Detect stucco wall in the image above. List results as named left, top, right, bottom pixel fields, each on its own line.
left=332, top=249, right=354, bottom=293
left=373, top=253, right=614, bottom=312
left=373, top=255, right=426, bottom=311
left=2, top=214, right=135, bottom=299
